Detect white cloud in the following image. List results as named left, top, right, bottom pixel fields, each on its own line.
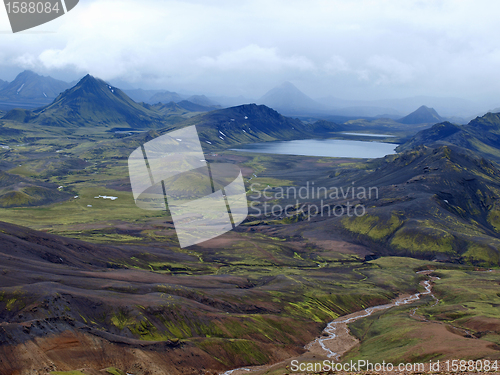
left=366, top=55, right=417, bottom=85
left=324, top=56, right=350, bottom=75
left=0, top=0, right=500, bottom=101
left=12, top=53, right=38, bottom=70
left=198, top=45, right=315, bottom=71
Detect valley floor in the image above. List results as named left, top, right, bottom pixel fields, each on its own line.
left=0, top=131, right=498, bottom=374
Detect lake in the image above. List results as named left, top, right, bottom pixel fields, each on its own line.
left=341, top=132, right=395, bottom=137
left=232, top=139, right=398, bottom=159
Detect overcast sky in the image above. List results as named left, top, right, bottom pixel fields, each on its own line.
left=1, top=0, right=500, bottom=103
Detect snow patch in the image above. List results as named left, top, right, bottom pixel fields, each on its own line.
left=16, top=83, right=24, bottom=94
left=94, top=195, right=118, bottom=201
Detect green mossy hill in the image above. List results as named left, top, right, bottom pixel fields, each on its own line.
left=398, top=112, right=500, bottom=161
left=1, top=108, right=35, bottom=123
left=0, top=187, right=68, bottom=208
left=302, top=119, right=344, bottom=134
left=150, top=101, right=191, bottom=116
left=396, top=121, right=461, bottom=150
left=174, top=103, right=340, bottom=150
left=0, top=171, right=72, bottom=208
left=339, top=146, right=500, bottom=266
left=8, top=75, right=168, bottom=129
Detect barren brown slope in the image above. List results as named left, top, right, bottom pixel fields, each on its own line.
left=0, top=220, right=395, bottom=375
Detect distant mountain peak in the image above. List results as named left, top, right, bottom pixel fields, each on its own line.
left=258, top=81, right=323, bottom=114
left=277, top=81, right=297, bottom=89
left=266, top=81, right=303, bottom=94
left=80, top=73, right=93, bottom=80
left=76, top=74, right=105, bottom=87
left=186, top=94, right=219, bottom=107
left=397, top=105, right=443, bottom=124
left=17, top=69, right=38, bottom=77
left=416, top=105, right=438, bottom=113
left=147, top=90, right=184, bottom=104
left=0, top=70, right=70, bottom=101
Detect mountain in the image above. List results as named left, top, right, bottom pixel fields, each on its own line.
left=186, top=94, right=219, bottom=107
left=177, top=100, right=218, bottom=112
left=397, top=105, right=444, bottom=124
left=397, top=111, right=500, bottom=160
left=258, top=82, right=323, bottom=114
left=333, top=145, right=500, bottom=266
left=4, top=75, right=168, bottom=129
left=150, top=101, right=187, bottom=115
left=0, top=79, right=7, bottom=90
left=210, top=94, right=254, bottom=108
left=0, top=170, right=72, bottom=207
left=317, top=95, right=481, bottom=119
left=147, top=101, right=204, bottom=124
left=327, top=106, right=401, bottom=117
left=396, top=122, right=462, bottom=150
left=149, top=90, right=184, bottom=104
left=124, top=88, right=166, bottom=103
left=0, top=70, right=70, bottom=101
left=160, top=103, right=339, bottom=150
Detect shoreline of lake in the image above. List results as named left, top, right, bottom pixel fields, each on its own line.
left=231, top=138, right=398, bottom=159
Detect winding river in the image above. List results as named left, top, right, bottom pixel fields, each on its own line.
left=221, top=273, right=438, bottom=375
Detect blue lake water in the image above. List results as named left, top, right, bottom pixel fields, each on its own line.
left=341, top=132, right=395, bottom=137
left=232, top=139, right=398, bottom=159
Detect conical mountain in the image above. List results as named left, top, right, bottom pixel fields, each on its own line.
left=397, top=105, right=444, bottom=124
left=28, top=75, right=167, bottom=128
left=0, top=70, right=70, bottom=101
left=258, top=81, right=323, bottom=114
